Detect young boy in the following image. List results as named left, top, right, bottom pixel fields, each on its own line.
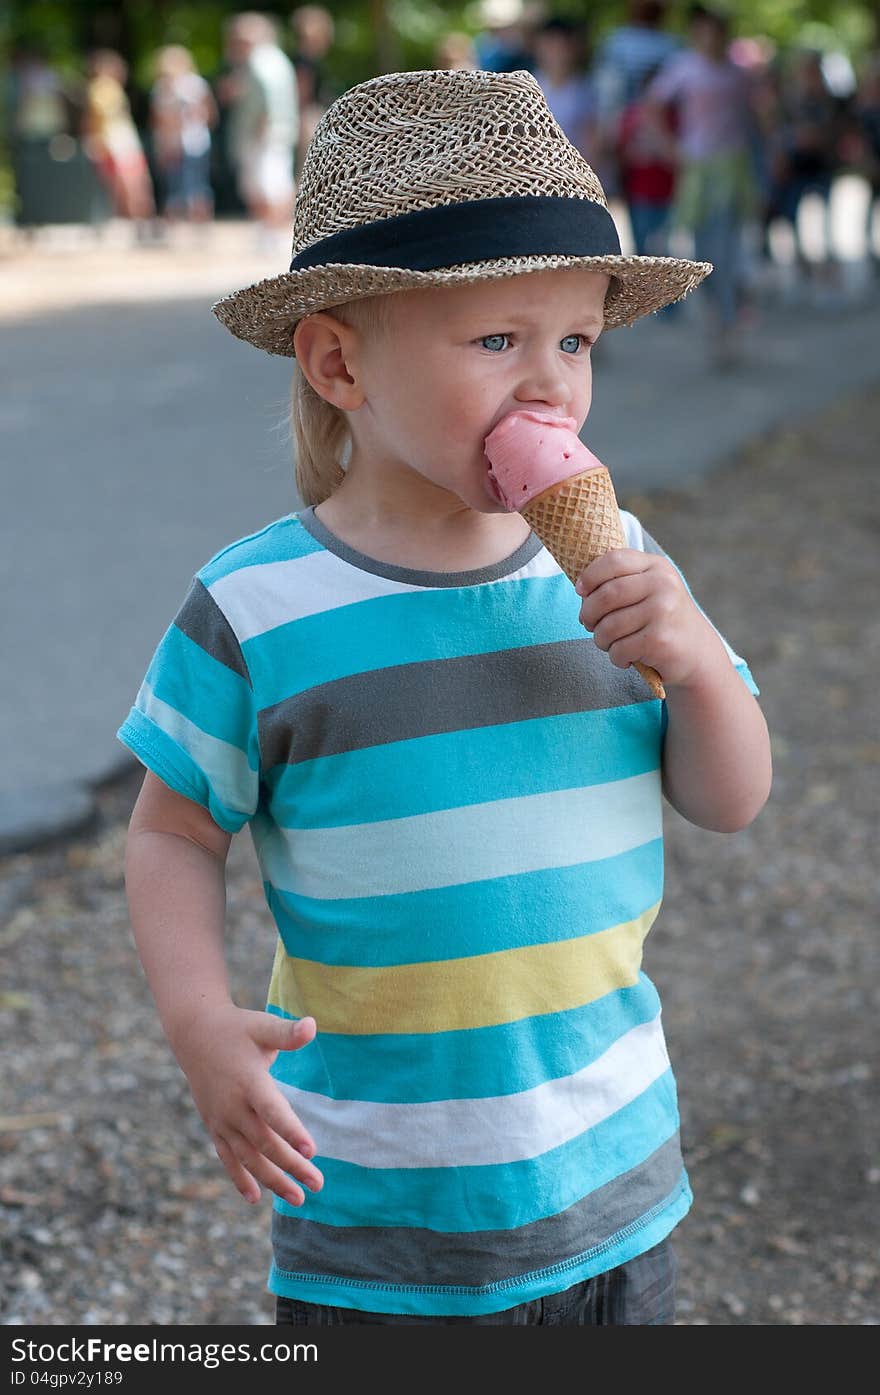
left=120, top=68, right=771, bottom=1326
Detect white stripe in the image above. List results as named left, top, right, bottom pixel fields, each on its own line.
left=258, top=770, right=662, bottom=899
left=507, top=548, right=566, bottom=581
left=208, top=550, right=425, bottom=641
left=621, top=510, right=646, bottom=550
left=277, top=1014, right=670, bottom=1169
left=209, top=544, right=565, bottom=643
left=137, top=681, right=257, bottom=814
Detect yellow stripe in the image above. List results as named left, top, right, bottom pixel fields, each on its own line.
left=267, top=903, right=661, bottom=1036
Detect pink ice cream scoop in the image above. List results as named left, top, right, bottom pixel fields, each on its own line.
left=482, top=409, right=667, bottom=700
left=483, top=410, right=603, bottom=510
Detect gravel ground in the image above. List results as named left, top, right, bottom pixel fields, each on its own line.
left=2, top=386, right=878, bottom=1326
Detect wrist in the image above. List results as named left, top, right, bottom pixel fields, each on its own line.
left=664, top=622, right=732, bottom=699
left=164, top=993, right=237, bottom=1059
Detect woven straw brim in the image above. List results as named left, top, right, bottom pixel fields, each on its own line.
left=211, top=252, right=712, bottom=357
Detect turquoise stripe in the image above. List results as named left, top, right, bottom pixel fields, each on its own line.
left=276, top=1069, right=681, bottom=1232
left=135, top=681, right=257, bottom=814
left=268, top=976, right=662, bottom=1103
left=198, top=515, right=319, bottom=586
left=269, top=1174, right=692, bottom=1315
left=243, top=573, right=582, bottom=707
left=262, top=837, right=663, bottom=966
left=117, top=710, right=253, bottom=832
left=147, top=625, right=257, bottom=752
left=735, top=660, right=760, bottom=697
left=265, top=703, right=662, bottom=828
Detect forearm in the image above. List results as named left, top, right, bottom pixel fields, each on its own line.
left=125, top=826, right=233, bottom=1055
left=125, top=811, right=324, bottom=1207
left=662, top=645, right=772, bottom=833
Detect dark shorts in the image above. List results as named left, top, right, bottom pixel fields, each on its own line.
left=275, top=1238, right=676, bottom=1326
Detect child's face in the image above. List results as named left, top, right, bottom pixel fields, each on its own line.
left=348, top=267, right=609, bottom=514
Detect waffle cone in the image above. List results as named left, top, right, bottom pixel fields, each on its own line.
left=523, top=467, right=666, bottom=700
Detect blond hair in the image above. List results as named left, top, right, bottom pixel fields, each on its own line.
left=291, top=295, right=395, bottom=507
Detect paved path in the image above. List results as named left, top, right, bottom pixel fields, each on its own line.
left=3, top=217, right=880, bottom=848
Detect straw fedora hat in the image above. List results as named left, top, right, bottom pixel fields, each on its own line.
left=213, top=68, right=711, bottom=357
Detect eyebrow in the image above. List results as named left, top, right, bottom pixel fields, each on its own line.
left=461, top=313, right=605, bottom=332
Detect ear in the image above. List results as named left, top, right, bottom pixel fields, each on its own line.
left=293, top=313, right=365, bottom=411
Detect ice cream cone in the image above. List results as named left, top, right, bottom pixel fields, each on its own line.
left=523, top=468, right=666, bottom=700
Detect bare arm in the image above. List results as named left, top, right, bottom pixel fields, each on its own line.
left=659, top=641, right=772, bottom=832
left=577, top=550, right=772, bottom=832
left=125, top=771, right=324, bottom=1204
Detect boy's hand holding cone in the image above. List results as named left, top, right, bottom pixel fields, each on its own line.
left=484, top=411, right=666, bottom=699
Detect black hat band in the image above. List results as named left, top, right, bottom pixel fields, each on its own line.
left=289, top=196, right=621, bottom=273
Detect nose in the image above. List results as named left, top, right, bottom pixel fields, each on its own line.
left=512, top=346, right=569, bottom=410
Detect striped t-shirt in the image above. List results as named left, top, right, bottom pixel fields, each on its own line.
left=117, top=506, right=758, bottom=1317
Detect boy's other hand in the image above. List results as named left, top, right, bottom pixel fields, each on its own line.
left=575, top=549, right=726, bottom=689
left=173, top=1005, right=324, bottom=1207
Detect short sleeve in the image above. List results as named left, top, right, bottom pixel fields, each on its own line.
left=117, top=578, right=260, bottom=832
left=621, top=511, right=760, bottom=698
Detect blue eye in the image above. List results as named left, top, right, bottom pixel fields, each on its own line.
left=481, top=334, right=508, bottom=352
left=561, top=335, right=584, bottom=353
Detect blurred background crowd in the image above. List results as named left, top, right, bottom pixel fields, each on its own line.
left=4, top=0, right=880, bottom=353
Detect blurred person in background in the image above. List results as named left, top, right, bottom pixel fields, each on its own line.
left=82, top=48, right=156, bottom=230
left=435, top=32, right=478, bottom=71
left=6, top=42, right=85, bottom=230
left=591, top=0, right=680, bottom=200
left=470, top=0, right=535, bottom=74
left=7, top=41, right=75, bottom=146
left=773, top=50, right=844, bottom=290
left=737, top=44, right=788, bottom=275
left=853, top=53, right=880, bottom=275
left=533, top=16, right=596, bottom=159
left=220, top=12, right=299, bottom=247
left=616, top=61, right=678, bottom=260
left=149, top=45, right=218, bottom=231
left=290, top=5, right=337, bottom=172
left=645, top=5, right=757, bottom=366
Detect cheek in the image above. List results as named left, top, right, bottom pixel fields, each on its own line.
left=580, top=359, right=595, bottom=418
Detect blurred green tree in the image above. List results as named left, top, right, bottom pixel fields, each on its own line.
left=3, top=1, right=880, bottom=217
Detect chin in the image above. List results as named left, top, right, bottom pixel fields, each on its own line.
left=471, top=495, right=509, bottom=515
left=459, top=489, right=510, bottom=516
left=456, top=472, right=512, bottom=515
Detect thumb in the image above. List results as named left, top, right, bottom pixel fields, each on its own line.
left=253, top=1013, right=316, bottom=1052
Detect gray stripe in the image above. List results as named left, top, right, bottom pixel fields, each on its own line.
left=299, top=505, right=544, bottom=587
left=271, top=1135, right=683, bottom=1288
left=174, top=579, right=251, bottom=682
left=259, top=638, right=650, bottom=768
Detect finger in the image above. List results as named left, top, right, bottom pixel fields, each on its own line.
left=250, top=1013, right=317, bottom=1054
left=575, top=549, right=649, bottom=597
left=242, top=1107, right=324, bottom=1192
left=255, top=1089, right=319, bottom=1161
left=214, top=1135, right=261, bottom=1205
left=591, top=601, right=653, bottom=653
left=607, top=630, right=653, bottom=670
left=226, top=1132, right=308, bottom=1207
left=579, top=574, right=650, bottom=630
